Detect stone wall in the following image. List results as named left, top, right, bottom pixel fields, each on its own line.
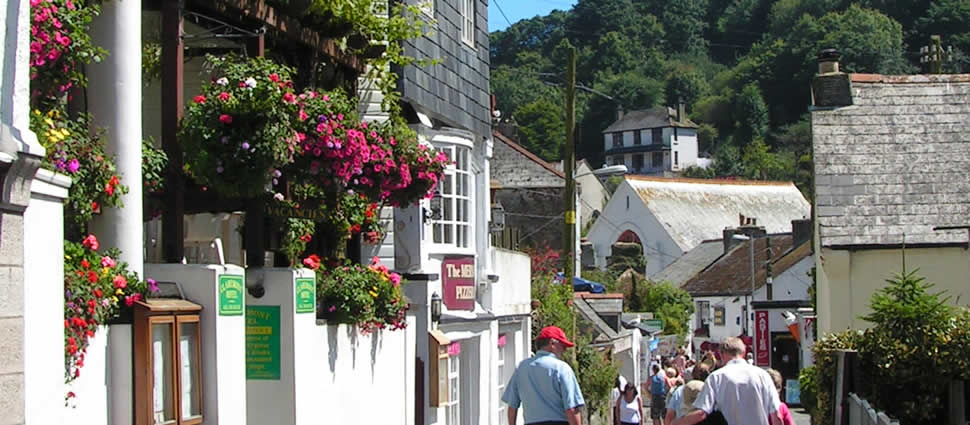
left=493, top=187, right=566, bottom=251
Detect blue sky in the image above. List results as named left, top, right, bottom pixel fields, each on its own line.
left=488, top=0, right=577, bottom=32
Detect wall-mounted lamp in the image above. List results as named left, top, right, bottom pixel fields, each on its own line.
left=490, top=202, right=506, bottom=233
left=430, top=292, right=442, bottom=324
left=424, top=189, right=443, bottom=222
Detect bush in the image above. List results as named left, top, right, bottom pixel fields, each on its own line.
left=812, top=329, right=862, bottom=425
left=798, top=366, right=818, bottom=417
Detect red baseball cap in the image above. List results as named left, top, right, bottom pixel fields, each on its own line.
left=537, top=326, right=575, bottom=347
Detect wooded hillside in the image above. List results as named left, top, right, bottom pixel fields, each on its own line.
left=489, top=0, right=970, bottom=195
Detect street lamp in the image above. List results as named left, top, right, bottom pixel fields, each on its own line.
left=731, top=233, right=754, bottom=335
left=430, top=292, right=442, bottom=326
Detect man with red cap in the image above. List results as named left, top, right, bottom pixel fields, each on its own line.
left=502, top=326, right=586, bottom=425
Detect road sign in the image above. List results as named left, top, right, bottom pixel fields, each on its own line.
left=643, top=319, right=663, bottom=333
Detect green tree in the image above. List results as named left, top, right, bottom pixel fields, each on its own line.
left=741, top=139, right=795, bottom=180
left=664, top=68, right=711, bottom=110
left=734, top=83, right=769, bottom=143
left=663, top=0, right=711, bottom=54
left=642, top=281, right=695, bottom=338
left=515, top=99, right=566, bottom=162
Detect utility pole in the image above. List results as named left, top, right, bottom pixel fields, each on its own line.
left=562, top=43, right=577, bottom=280
left=921, top=35, right=952, bottom=74
left=766, top=237, right=773, bottom=300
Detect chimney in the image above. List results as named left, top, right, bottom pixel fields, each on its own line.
left=616, top=106, right=625, bottom=121
left=677, top=99, right=686, bottom=123
left=811, top=49, right=853, bottom=107
left=723, top=227, right=741, bottom=254
left=792, top=218, right=812, bottom=248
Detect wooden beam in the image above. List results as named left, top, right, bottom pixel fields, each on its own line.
left=161, top=0, right=186, bottom=263
left=206, top=0, right=363, bottom=72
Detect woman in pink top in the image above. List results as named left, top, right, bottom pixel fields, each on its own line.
left=766, top=369, right=795, bottom=425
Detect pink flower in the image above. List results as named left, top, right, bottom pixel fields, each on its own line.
left=148, top=279, right=159, bottom=293
left=269, top=73, right=280, bottom=82
left=82, top=235, right=99, bottom=250
left=282, top=92, right=296, bottom=104
left=113, top=274, right=127, bottom=289
left=218, top=92, right=230, bottom=101
left=193, top=95, right=206, bottom=104
left=302, top=254, right=321, bottom=270
left=66, top=159, right=80, bottom=173
left=219, top=114, right=232, bottom=124
left=101, top=256, right=117, bottom=268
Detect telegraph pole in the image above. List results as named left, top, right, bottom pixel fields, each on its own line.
left=562, top=43, right=577, bottom=280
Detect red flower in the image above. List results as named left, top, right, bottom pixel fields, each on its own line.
left=80, top=259, right=90, bottom=269
left=91, top=201, right=99, bottom=211
left=219, top=114, right=233, bottom=124
left=82, top=234, right=99, bottom=250
left=282, top=92, right=297, bottom=104
left=269, top=73, right=280, bottom=82
left=93, top=289, right=102, bottom=297
left=87, top=271, right=97, bottom=283
left=350, top=224, right=361, bottom=233
left=302, top=254, right=321, bottom=270
left=105, top=182, right=114, bottom=196
left=218, top=92, right=230, bottom=101
left=113, top=275, right=127, bottom=289
left=109, top=176, right=120, bottom=187
left=299, top=234, right=312, bottom=243
left=193, top=95, right=206, bottom=104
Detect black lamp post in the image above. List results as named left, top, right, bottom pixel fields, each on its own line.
left=430, top=292, right=442, bottom=324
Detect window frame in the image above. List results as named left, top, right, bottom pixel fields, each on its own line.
left=430, top=140, right=474, bottom=253
left=651, top=128, right=663, bottom=145
left=460, top=0, right=475, bottom=47
left=612, top=132, right=622, bottom=148
left=135, top=302, right=204, bottom=425
left=633, top=130, right=641, bottom=146
left=444, top=354, right=461, bottom=425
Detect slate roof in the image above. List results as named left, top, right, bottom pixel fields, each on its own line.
left=813, top=74, right=970, bottom=246
left=603, top=107, right=699, bottom=133
left=627, top=176, right=811, bottom=251
left=648, top=239, right=724, bottom=287
left=682, top=235, right=811, bottom=296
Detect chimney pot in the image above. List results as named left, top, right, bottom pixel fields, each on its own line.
left=817, top=49, right=841, bottom=74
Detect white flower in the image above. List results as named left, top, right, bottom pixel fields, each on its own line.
left=216, top=77, right=229, bottom=86
left=245, top=77, right=257, bottom=88
left=273, top=193, right=285, bottom=201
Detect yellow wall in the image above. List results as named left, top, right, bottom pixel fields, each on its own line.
left=817, top=246, right=970, bottom=334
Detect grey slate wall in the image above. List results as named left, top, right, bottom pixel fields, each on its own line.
left=812, top=75, right=970, bottom=246
left=492, top=138, right=564, bottom=188
left=401, top=0, right=490, bottom=137
left=494, top=187, right=566, bottom=251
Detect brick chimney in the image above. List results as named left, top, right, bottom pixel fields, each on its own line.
left=811, top=49, right=852, bottom=107
left=722, top=224, right=766, bottom=254
left=616, top=106, right=625, bottom=121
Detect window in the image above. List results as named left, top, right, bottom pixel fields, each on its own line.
left=497, top=336, right=508, bottom=425
left=674, top=151, right=679, bottom=167
left=652, top=152, right=663, bottom=168
left=432, top=144, right=472, bottom=249
left=612, top=132, right=622, bottom=148
left=713, top=306, right=726, bottom=326
left=135, top=300, right=203, bottom=425
left=651, top=128, right=663, bottom=145
left=697, top=301, right=710, bottom=326
left=674, top=127, right=679, bottom=141
left=633, top=130, right=641, bottom=145
left=445, top=355, right=461, bottom=425
left=460, top=0, right=474, bottom=46
left=632, top=154, right=644, bottom=171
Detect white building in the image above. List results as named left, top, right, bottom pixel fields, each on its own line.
left=587, top=175, right=811, bottom=276
left=680, top=222, right=813, bottom=390
left=602, top=106, right=702, bottom=175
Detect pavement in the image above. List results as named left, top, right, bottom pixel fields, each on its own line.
left=790, top=407, right=812, bottom=425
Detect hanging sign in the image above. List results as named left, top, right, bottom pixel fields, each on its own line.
left=497, top=335, right=507, bottom=347
left=218, top=275, right=245, bottom=316
left=448, top=342, right=462, bottom=356
left=246, top=305, right=281, bottom=380
left=755, top=310, right=771, bottom=367
left=294, top=278, right=316, bottom=314
left=442, top=256, right=475, bottom=310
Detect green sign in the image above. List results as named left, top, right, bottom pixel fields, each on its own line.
left=294, top=278, right=315, bottom=314
left=218, top=275, right=245, bottom=316
left=246, top=305, right=281, bottom=380
left=643, top=319, right=664, bottom=332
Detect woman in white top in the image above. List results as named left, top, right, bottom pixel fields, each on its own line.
left=615, top=383, right=645, bottom=425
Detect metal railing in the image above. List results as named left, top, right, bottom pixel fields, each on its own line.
left=847, top=393, right=900, bottom=425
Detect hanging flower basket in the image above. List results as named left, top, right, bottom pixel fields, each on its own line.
left=180, top=55, right=299, bottom=199
left=29, top=0, right=107, bottom=107
left=309, top=256, right=406, bottom=333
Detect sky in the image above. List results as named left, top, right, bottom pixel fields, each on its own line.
left=488, top=0, right=577, bottom=33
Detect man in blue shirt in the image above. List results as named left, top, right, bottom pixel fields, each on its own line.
left=503, top=326, right=585, bottom=425
left=649, top=364, right=668, bottom=425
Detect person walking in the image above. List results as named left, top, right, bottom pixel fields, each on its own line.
left=503, top=326, right=585, bottom=425
left=765, top=369, right=795, bottom=425
left=670, top=337, right=783, bottom=425
left=665, top=363, right=711, bottom=425
left=614, top=383, right=645, bottom=425
left=611, top=376, right=628, bottom=425
left=648, top=364, right=668, bottom=425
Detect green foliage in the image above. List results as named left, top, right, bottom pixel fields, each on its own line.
left=812, top=270, right=970, bottom=425
left=641, top=281, right=695, bottom=338
left=515, top=99, right=566, bottom=161
left=798, top=365, right=818, bottom=417
left=811, top=329, right=863, bottom=425
left=313, top=258, right=407, bottom=333
left=682, top=165, right=717, bottom=179
left=574, top=338, right=618, bottom=419
left=142, top=138, right=168, bottom=194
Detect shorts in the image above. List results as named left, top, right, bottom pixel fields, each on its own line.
left=649, top=394, right=666, bottom=419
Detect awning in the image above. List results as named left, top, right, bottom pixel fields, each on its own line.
left=572, top=276, right=606, bottom=294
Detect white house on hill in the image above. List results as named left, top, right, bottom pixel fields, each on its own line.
left=587, top=176, right=811, bottom=275
left=602, top=106, right=707, bottom=175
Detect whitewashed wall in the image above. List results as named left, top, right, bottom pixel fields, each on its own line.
left=24, top=170, right=70, bottom=425
left=587, top=181, right=683, bottom=275
left=484, top=248, right=531, bottom=316
left=64, top=327, right=109, bottom=424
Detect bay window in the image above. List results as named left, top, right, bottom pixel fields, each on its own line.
left=431, top=143, right=472, bottom=250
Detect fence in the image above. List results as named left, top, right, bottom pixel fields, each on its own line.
left=847, top=393, right=900, bottom=425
